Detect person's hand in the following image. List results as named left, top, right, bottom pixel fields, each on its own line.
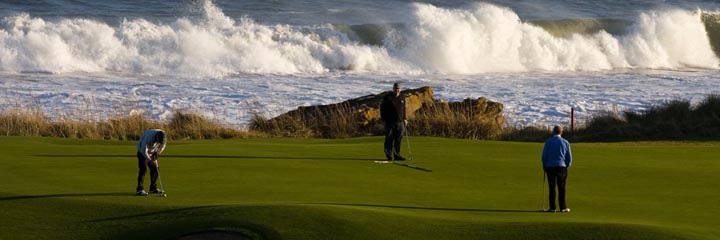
left=151, top=159, right=159, bottom=167
left=403, top=119, right=408, bottom=126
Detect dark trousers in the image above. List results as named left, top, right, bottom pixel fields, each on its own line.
left=136, top=152, right=159, bottom=192
left=384, top=122, right=404, bottom=160
left=545, top=167, right=568, bottom=210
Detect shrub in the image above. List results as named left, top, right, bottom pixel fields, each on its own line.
left=410, top=101, right=503, bottom=140
left=0, top=108, right=258, bottom=140
left=573, top=95, right=720, bottom=141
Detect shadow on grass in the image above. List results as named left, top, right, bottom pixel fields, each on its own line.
left=88, top=206, right=217, bottom=222
left=87, top=206, right=283, bottom=240
left=392, top=162, right=432, bottom=172
left=0, top=192, right=131, bottom=201
left=36, top=154, right=434, bottom=172
left=85, top=202, right=540, bottom=224
left=34, top=154, right=381, bottom=161
left=304, top=202, right=542, bottom=213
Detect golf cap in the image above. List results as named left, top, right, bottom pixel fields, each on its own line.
left=393, top=82, right=400, bottom=89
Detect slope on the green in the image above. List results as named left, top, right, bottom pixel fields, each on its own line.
left=0, top=136, right=718, bottom=240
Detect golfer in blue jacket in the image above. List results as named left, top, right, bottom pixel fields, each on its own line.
left=135, top=129, right=166, bottom=196
left=541, top=126, right=572, bottom=212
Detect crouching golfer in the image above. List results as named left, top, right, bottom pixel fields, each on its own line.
left=541, top=126, right=572, bottom=212
left=380, top=82, right=408, bottom=161
left=135, top=129, right=166, bottom=196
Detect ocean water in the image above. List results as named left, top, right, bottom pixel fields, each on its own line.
left=1, top=0, right=719, bottom=128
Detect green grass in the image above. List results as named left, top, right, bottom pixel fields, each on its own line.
left=1, top=136, right=719, bottom=239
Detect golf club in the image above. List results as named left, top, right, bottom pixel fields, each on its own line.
left=157, top=168, right=167, bottom=197
left=155, top=157, right=167, bottom=197
left=541, top=171, right=546, bottom=211
left=403, top=124, right=413, bottom=161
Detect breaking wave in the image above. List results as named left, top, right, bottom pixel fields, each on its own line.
left=0, top=0, right=717, bottom=76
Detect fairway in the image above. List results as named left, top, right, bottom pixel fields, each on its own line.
left=1, top=136, right=718, bottom=240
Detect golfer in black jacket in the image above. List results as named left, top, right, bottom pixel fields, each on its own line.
left=380, top=82, right=408, bottom=161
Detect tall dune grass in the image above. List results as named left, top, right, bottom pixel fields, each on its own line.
left=250, top=103, right=372, bottom=138
left=409, top=100, right=504, bottom=140
left=572, top=94, right=720, bottom=141
left=503, top=94, right=720, bottom=142
left=0, top=103, right=261, bottom=140
left=250, top=100, right=505, bottom=139
left=3, top=95, right=719, bottom=141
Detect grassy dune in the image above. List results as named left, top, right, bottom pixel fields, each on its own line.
left=1, top=137, right=718, bottom=239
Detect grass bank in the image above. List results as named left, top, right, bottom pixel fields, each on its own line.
left=1, top=136, right=718, bottom=239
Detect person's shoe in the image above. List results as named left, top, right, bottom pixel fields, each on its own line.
left=136, top=190, right=148, bottom=196
left=394, top=156, right=406, bottom=161
left=544, top=208, right=556, bottom=212
left=561, top=208, right=571, bottom=213
left=150, top=189, right=164, bottom=194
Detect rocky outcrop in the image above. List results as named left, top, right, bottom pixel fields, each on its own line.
left=278, top=86, right=434, bottom=133
left=255, top=86, right=505, bottom=138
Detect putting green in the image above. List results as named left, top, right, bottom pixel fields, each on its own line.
left=1, top=136, right=718, bottom=239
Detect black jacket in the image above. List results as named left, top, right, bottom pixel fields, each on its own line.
left=380, top=93, right=406, bottom=123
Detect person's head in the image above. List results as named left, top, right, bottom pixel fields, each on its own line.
left=393, top=82, right=401, bottom=96
left=154, top=131, right=165, bottom=144
left=552, top=125, right=563, bottom=136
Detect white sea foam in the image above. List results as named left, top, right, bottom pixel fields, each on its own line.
left=0, top=0, right=407, bottom=76
left=0, top=1, right=717, bottom=76
left=391, top=3, right=718, bottom=74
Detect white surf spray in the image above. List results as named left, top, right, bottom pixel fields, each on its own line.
left=0, top=0, right=408, bottom=76
left=392, top=3, right=718, bottom=74
left=0, top=1, right=717, bottom=76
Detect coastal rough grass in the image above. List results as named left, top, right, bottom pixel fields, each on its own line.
left=410, top=101, right=503, bottom=140
left=0, top=107, right=261, bottom=140
left=250, top=103, right=373, bottom=138
left=3, top=95, right=719, bottom=141
left=250, top=101, right=505, bottom=140
left=501, top=94, right=720, bottom=142
left=574, top=95, right=720, bottom=141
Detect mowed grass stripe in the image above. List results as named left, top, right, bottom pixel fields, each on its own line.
left=1, top=136, right=718, bottom=239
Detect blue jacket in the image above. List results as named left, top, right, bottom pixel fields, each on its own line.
left=541, top=135, right=572, bottom=168
left=137, top=129, right=166, bottom=162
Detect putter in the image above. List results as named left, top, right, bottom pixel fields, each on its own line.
left=156, top=160, right=167, bottom=197
left=541, top=172, right=546, bottom=211
left=392, top=125, right=433, bottom=172
left=403, top=124, right=413, bottom=161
